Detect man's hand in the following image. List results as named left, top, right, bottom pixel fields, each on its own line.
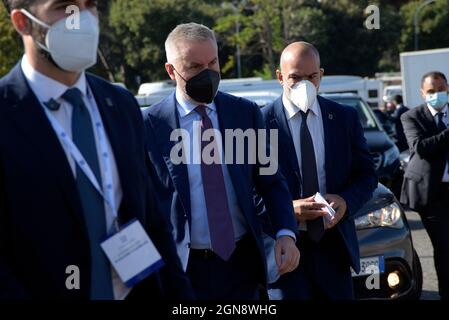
left=324, top=194, right=347, bottom=229
left=275, top=236, right=300, bottom=276
left=293, top=196, right=327, bottom=225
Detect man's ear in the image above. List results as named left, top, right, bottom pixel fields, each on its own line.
left=421, top=89, right=427, bottom=100
left=320, top=68, right=325, bottom=79
left=11, top=9, right=32, bottom=36
left=165, top=63, right=176, bottom=81
left=276, top=69, right=283, bottom=85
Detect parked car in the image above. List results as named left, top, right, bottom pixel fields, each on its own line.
left=383, top=85, right=402, bottom=104
left=352, top=183, right=422, bottom=299
left=321, top=93, right=402, bottom=198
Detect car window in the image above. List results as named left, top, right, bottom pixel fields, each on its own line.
left=328, top=98, right=378, bottom=130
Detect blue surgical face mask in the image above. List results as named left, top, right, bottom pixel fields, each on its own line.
left=426, top=91, right=448, bottom=110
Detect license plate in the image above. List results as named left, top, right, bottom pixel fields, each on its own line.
left=351, top=256, right=385, bottom=277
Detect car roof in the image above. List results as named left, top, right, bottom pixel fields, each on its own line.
left=320, top=92, right=361, bottom=99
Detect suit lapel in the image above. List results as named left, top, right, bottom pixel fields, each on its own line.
left=271, top=97, right=301, bottom=175
left=151, top=93, right=192, bottom=220
left=318, top=96, right=337, bottom=193
left=421, top=104, right=438, bottom=133
left=3, top=65, right=86, bottom=235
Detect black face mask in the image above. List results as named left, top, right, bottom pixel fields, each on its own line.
left=174, top=67, right=221, bottom=104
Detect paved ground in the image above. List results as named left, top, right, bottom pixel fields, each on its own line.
left=405, top=210, right=439, bottom=300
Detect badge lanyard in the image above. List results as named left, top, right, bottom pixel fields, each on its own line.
left=42, top=96, right=118, bottom=225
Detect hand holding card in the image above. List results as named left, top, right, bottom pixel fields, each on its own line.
left=313, top=192, right=336, bottom=223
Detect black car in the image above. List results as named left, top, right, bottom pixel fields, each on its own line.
left=351, top=183, right=422, bottom=299
left=322, top=93, right=403, bottom=198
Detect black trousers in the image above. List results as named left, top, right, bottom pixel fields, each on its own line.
left=186, top=234, right=263, bottom=300
left=420, top=182, right=449, bottom=301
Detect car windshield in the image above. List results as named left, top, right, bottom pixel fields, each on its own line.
left=326, top=97, right=379, bottom=130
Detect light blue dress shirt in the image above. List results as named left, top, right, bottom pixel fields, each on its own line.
left=175, top=90, right=295, bottom=249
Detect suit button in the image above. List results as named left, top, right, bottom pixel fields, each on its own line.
left=186, top=243, right=191, bottom=248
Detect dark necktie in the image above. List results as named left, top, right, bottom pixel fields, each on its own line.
left=437, top=112, right=447, bottom=132
left=437, top=112, right=449, bottom=174
left=195, top=105, right=236, bottom=261
left=300, top=110, right=325, bottom=242
left=63, top=88, right=114, bottom=300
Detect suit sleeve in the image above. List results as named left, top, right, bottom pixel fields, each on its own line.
left=0, top=157, right=30, bottom=299
left=401, top=111, right=449, bottom=159
left=339, top=107, right=378, bottom=218
left=127, top=93, right=194, bottom=300
left=252, top=103, right=297, bottom=235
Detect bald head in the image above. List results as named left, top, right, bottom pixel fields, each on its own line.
left=280, top=42, right=321, bottom=72
left=277, top=41, right=323, bottom=95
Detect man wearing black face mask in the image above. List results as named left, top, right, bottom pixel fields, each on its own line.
left=142, top=23, right=300, bottom=300
left=0, top=0, right=193, bottom=300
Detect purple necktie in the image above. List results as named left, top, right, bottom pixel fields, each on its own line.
left=195, top=105, right=236, bottom=261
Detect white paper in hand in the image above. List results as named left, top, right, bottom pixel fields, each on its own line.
left=314, top=192, right=336, bottom=223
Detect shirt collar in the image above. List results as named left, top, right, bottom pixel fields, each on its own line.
left=282, top=93, right=320, bottom=120
left=427, top=104, right=448, bottom=117
left=21, top=54, right=89, bottom=104
left=175, top=87, right=216, bottom=118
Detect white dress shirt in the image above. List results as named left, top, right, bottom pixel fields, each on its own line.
left=427, top=104, right=449, bottom=182
left=21, top=55, right=128, bottom=300
left=282, top=94, right=327, bottom=196
left=175, top=89, right=295, bottom=251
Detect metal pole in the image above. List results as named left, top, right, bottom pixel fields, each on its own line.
left=414, top=0, right=437, bottom=51
left=233, top=0, right=242, bottom=78
left=236, top=17, right=242, bottom=78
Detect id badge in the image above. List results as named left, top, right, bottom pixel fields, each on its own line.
left=100, top=219, right=164, bottom=288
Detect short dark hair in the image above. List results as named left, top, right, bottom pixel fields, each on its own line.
left=421, top=71, right=448, bottom=87
left=392, top=94, right=403, bottom=105
left=3, top=0, right=34, bottom=14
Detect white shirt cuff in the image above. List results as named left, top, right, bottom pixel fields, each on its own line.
left=276, top=229, right=296, bottom=242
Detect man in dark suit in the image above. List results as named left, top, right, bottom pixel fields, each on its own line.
left=0, top=0, right=192, bottom=300
left=401, top=71, right=449, bottom=300
left=143, top=23, right=300, bottom=300
left=389, top=95, right=409, bottom=152
left=262, top=42, right=377, bottom=300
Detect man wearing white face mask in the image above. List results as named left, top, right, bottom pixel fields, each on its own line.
left=401, top=71, right=449, bottom=300
left=0, top=0, right=193, bottom=300
left=261, top=42, right=377, bottom=299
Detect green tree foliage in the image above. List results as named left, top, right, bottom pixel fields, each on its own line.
left=399, top=0, right=449, bottom=52
left=0, top=5, right=22, bottom=76
left=104, top=0, right=220, bottom=89
left=1, top=0, right=448, bottom=89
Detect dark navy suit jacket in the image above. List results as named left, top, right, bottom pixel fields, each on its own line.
left=262, top=96, right=377, bottom=272
left=400, top=104, right=449, bottom=211
left=142, top=91, right=298, bottom=284
left=0, top=64, right=193, bottom=299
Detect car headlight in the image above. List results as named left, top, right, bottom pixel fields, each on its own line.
left=355, top=202, right=403, bottom=229
left=383, top=145, right=400, bottom=166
